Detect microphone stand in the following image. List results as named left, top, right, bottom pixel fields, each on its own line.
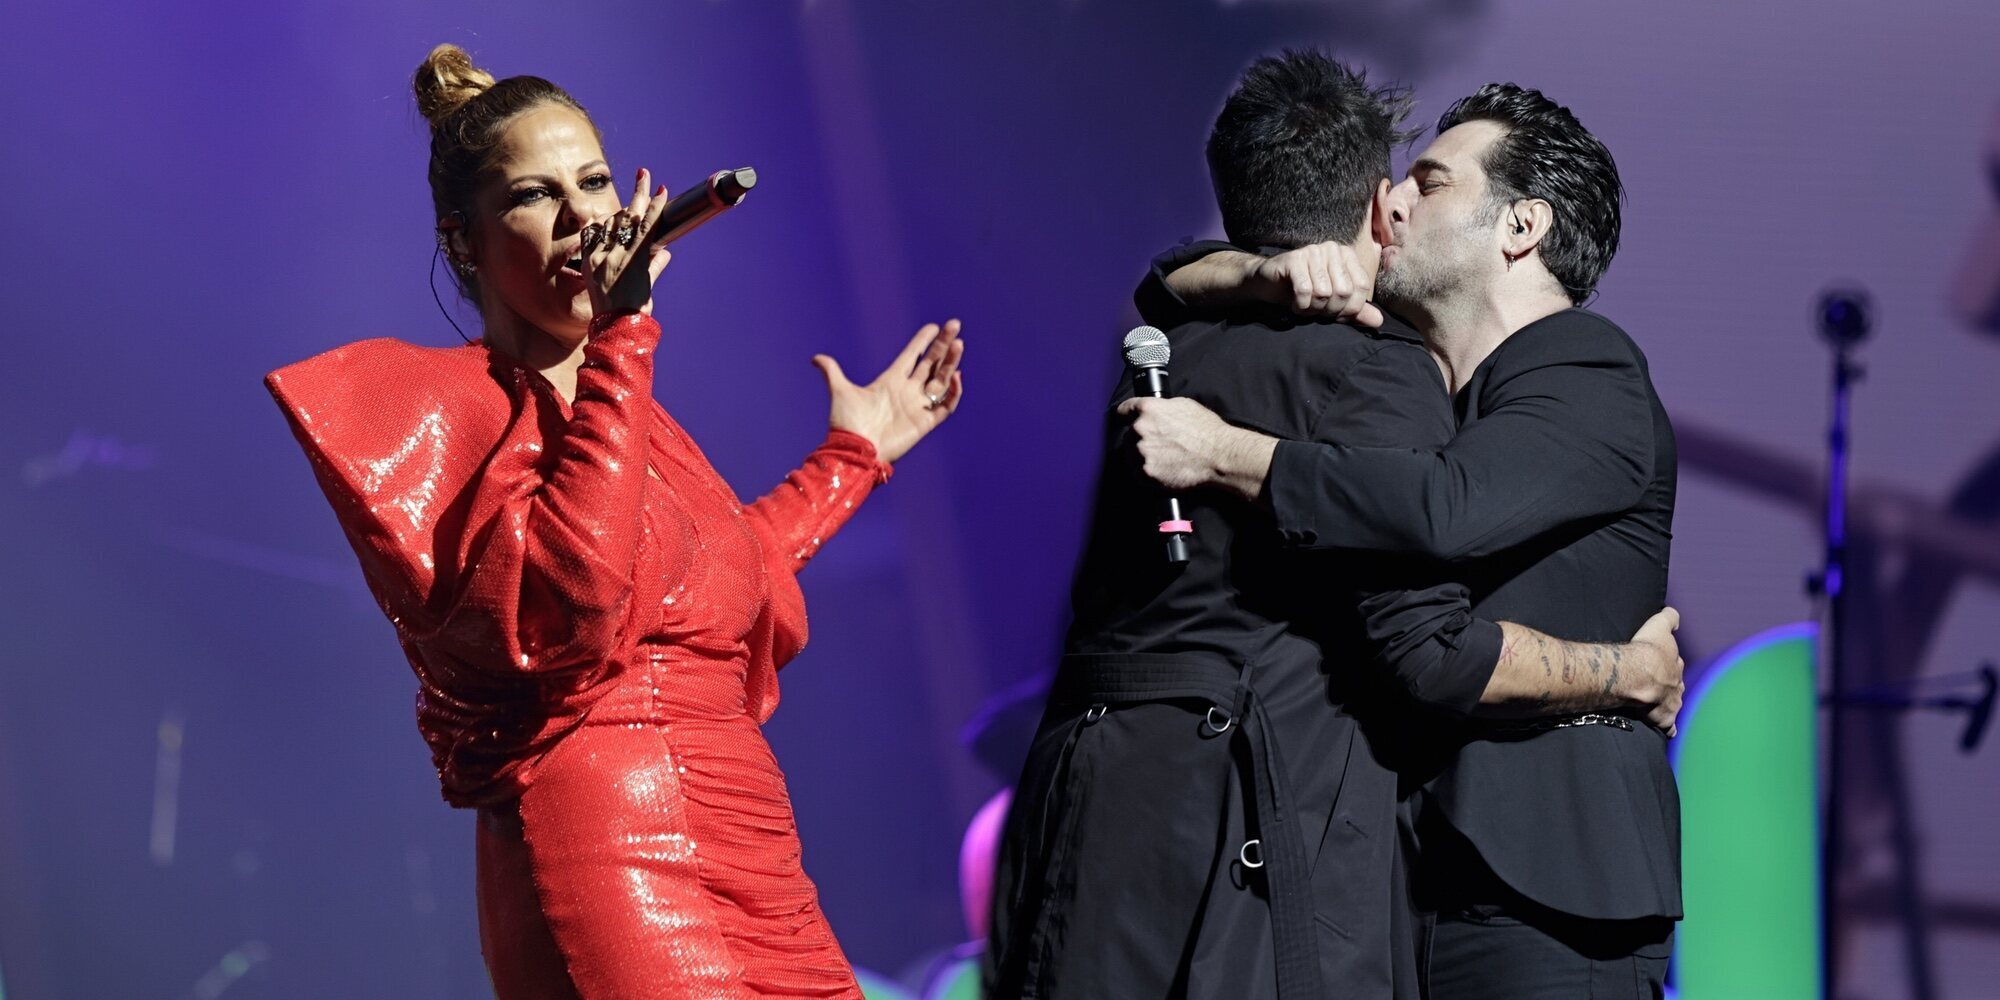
left=1829, top=664, right=1999, bottom=754
left=1810, top=288, right=1870, bottom=1000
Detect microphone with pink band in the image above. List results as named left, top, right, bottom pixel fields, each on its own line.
left=1123, top=325, right=1193, bottom=564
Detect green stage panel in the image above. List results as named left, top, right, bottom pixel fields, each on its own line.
left=1671, top=621, right=1822, bottom=1000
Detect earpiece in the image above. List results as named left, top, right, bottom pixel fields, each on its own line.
left=437, top=211, right=475, bottom=276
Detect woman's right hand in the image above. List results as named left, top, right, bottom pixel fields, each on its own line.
left=585, top=168, right=675, bottom=318
left=813, top=320, right=966, bottom=465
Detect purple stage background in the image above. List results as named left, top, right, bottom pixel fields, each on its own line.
left=2, top=1, right=1996, bottom=997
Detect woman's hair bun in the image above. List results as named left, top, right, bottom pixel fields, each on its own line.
left=413, top=44, right=497, bottom=127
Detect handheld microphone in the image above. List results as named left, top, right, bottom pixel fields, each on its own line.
left=1123, top=325, right=1193, bottom=564
left=646, top=168, right=758, bottom=247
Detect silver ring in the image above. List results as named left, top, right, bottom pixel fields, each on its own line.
left=1238, top=839, right=1264, bottom=869
left=614, top=223, right=637, bottom=248
left=581, top=223, right=606, bottom=250
left=925, top=391, right=946, bottom=409
left=1203, top=705, right=1234, bottom=735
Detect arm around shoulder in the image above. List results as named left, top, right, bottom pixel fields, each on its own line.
left=1270, top=315, right=1657, bottom=561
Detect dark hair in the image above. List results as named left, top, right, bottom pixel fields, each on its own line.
left=1437, top=83, right=1622, bottom=304
left=1206, top=50, right=1417, bottom=249
left=413, top=44, right=600, bottom=296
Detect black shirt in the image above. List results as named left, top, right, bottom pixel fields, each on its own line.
left=1071, top=241, right=1503, bottom=715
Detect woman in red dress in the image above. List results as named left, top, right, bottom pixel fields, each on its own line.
left=266, top=45, right=965, bottom=999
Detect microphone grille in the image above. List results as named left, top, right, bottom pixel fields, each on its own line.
left=1122, top=326, right=1171, bottom=368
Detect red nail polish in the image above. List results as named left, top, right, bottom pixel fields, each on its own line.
left=636, top=168, right=645, bottom=183
left=655, top=184, right=667, bottom=198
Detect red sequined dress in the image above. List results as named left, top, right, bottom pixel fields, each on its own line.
left=267, top=312, right=886, bottom=999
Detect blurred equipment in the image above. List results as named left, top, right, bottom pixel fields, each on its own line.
left=149, top=709, right=184, bottom=867
left=1835, top=664, right=1998, bottom=755
left=191, top=941, right=269, bottom=1000
left=1810, top=285, right=1870, bottom=1000
left=1672, top=285, right=2000, bottom=1000
left=913, top=788, right=1012, bottom=1000
left=1949, top=104, right=2000, bottom=332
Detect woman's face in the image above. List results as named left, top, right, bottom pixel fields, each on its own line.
left=462, top=103, right=621, bottom=346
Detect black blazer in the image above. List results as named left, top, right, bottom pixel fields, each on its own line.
left=1266, top=307, right=1681, bottom=921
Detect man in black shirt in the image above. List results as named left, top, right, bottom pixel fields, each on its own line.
left=989, top=58, right=1682, bottom=1000
left=1124, top=84, right=1679, bottom=997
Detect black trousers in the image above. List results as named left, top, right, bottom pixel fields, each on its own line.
left=989, top=688, right=1413, bottom=999
left=1418, top=824, right=1673, bottom=1000
left=1425, top=905, right=1671, bottom=999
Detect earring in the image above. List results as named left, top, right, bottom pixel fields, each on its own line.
left=437, top=231, right=475, bottom=276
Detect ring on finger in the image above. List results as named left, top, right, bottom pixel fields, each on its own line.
left=582, top=223, right=607, bottom=250
left=925, top=389, right=947, bottom=409
left=614, top=219, right=638, bottom=248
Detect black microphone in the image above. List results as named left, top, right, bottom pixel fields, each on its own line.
left=645, top=168, right=758, bottom=247
left=1816, top=286, right=1873, bottom=348
left=1123, top=325, right=1193, bottom=564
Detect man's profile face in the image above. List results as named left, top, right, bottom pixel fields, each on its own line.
left=1376, top=118, right=1510, bottom=310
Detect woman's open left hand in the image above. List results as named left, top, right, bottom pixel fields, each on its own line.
left=812, top=319, right=965, bottom=465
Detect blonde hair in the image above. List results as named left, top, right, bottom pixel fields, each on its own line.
left=413, top=44, right=600, bottom=294
left=414, top=44, right=497, bottom=126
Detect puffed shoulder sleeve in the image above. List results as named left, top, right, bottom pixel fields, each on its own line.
left=267, top=312, right=661, bottom=678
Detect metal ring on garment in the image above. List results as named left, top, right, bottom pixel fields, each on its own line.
left=1204, top=705, right=1234, bottom=735
left=1239, top=839, right=1265, bottom=869
left=1084, top=704, right=1108, bottom=723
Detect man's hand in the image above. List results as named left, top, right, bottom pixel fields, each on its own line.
left=1115, top=397, right=1278, bottom=499
left=1162, top=244, right=1382, bottom=327
left=1626, top=607, right=1686, bottom=735
left=1246, top=243, right=1383, bottom=328
left=1484, top=614, right=1685, bottom=728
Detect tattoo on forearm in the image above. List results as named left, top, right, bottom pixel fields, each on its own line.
left=1496, top=627, right=1631, bottom=714
left=1521, top=632, right=1624, bottom=711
